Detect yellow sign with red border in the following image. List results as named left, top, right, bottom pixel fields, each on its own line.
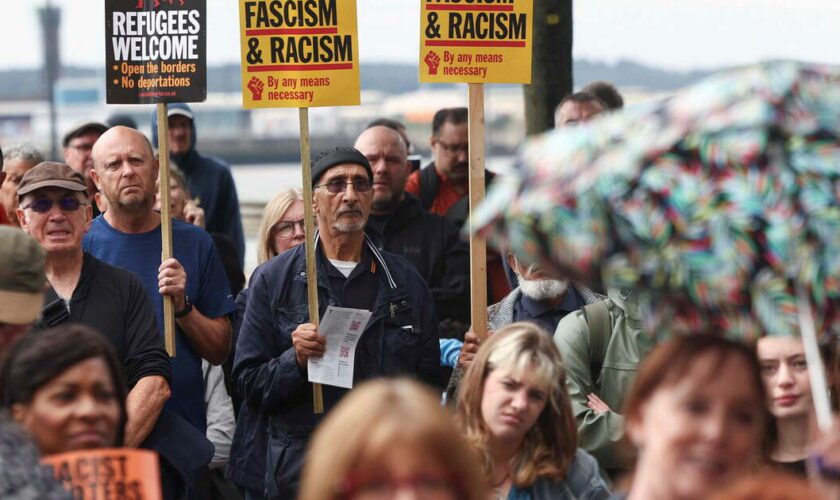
left=419, top=0, right=533, bottom=84
left=239, top=0, right=360, bottom=108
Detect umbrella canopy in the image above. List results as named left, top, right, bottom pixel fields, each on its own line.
left=474, top=62, right=840, bottom=339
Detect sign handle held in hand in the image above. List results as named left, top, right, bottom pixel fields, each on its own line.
left=299, top=107, right=324, bottom=414
left=156, top=103, right=176, bottom=357
left=468, top=83, right=488, bottom=339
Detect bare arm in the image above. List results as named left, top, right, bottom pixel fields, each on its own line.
left=159, top=258, right=232, bottom=365
left=124, top=375, right=170, bottom=447
left=177, top=311, right=231, bottom=365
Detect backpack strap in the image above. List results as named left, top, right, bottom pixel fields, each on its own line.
left=582, top=300, right=611, bottom=381
left=419, top=164, right=439, bottom=210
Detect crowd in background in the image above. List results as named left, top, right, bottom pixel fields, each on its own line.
left=1, top=80, right=840, bottom=500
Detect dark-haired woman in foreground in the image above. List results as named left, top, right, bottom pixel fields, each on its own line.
left=0, top=324, right=127, bottom=455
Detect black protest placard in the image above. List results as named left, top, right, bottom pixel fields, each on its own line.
left=105, top=0, right=207, bottom=104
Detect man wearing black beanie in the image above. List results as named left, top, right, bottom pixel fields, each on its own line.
left=231, top=147, right=441, bottom=499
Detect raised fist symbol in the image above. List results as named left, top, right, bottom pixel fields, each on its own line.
left=424, top=51, right=441, bottom=75
left=248, top=77, right=265, bottom=101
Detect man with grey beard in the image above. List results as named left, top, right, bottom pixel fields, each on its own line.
left=443, top=252, right=603, bottom=400
left=232, top=148, right=441, bottom=498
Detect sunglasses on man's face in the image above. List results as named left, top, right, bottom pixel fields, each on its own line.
left=315, top=178, right=373, bottom=194
left=22, top=197, right=85, bottom=213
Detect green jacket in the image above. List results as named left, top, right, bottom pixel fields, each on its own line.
left=553, top=290, right=652, bottom=471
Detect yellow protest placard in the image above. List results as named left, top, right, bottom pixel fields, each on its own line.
left=419, top=0, right=533, bottom=84
left=239, top=0, right=360, bottom=108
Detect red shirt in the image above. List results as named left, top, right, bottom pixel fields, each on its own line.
left=405, top=167, right=468, bottom=217
left=0, top=209, right=11, bottom=226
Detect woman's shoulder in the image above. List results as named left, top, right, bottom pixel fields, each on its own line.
left=569, top=448, right=601, bottom=476
left=532, top=449, right=611, bottom=500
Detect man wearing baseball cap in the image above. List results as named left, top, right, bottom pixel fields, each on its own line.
left=151, top=103, right=245, bottom=266
left=0, top=226, right=45, bottom=350
left=0, top=226, right=69, bottom=499
left=231, top=147, right=441, bottom=498
left=16, top=161, right=171, bottom=448
left=63, top=120, right=108, bottom=216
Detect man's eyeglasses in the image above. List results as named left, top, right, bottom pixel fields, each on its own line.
left=21, top=197, right=85, bottom=213
left=315, top=178, right=373, bottom=194
left=435, top=140, right=468, bottom=155
left=272, top=219, right=305, bottom=239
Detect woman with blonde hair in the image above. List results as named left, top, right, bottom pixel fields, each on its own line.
left=256, top=187, right=304, bottom=265
left=300, top=378, right=486, bottom=500
left=457, top=322, right=609, bottom=499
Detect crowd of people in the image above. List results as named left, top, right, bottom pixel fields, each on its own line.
left=1, top=80, right=840, bottom=500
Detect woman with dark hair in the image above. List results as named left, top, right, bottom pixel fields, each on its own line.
left=0, top=324, right=127, bottom=455
left=757, top=336, right=815, bottom=475
left=619, top=334, right=769, bottom=500
left=456, top=322, right=610, bottom=499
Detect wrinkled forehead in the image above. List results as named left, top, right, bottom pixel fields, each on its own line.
left=94, top=131, right=154, bottom=163
left=320, top=163, right=370, bottom=183
left=356, top=127, right=407, bottom=156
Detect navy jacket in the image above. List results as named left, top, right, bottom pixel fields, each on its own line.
left=151, top=103, right=246, bottom=266
left=231, top=237, right=440, bottom=498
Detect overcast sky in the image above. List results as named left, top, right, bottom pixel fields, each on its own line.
left=1, top=0, right=838, bottom=71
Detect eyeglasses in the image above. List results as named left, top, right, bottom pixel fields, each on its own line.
left=315, top=178, right=373, bottom=194
left=21, top=197, right=85, bottom=213
left=272, top=219, right=305, bottom=239
left=435, top=140, right=468, bottom=155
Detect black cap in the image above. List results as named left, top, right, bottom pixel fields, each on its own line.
left=311, top=148, right=372, bottom=186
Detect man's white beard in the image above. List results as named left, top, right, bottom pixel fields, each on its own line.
left=519, top=278, right=569, bottom=301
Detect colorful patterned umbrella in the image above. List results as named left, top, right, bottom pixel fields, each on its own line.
left=473, top=62, right=840, bottom=341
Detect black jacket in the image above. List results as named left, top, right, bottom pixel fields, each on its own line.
left=367, top=194, right=470, bottom=324
left=40, top=252, right=171, bottom=388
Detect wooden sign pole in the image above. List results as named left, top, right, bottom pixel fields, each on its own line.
left=796, top=284, right=833, bottom=431
left=299, top=107, right=324, bottom=414
left=468, top=83, right=488, bottom=339
left=156, top=103, right=176, bottom=357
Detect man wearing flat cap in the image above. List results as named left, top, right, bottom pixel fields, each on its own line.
left=231, top=147, right=441, bottom=499
left=15, top=161, right=171, bottom=448
left=63, top=121, right=108, bottom=215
